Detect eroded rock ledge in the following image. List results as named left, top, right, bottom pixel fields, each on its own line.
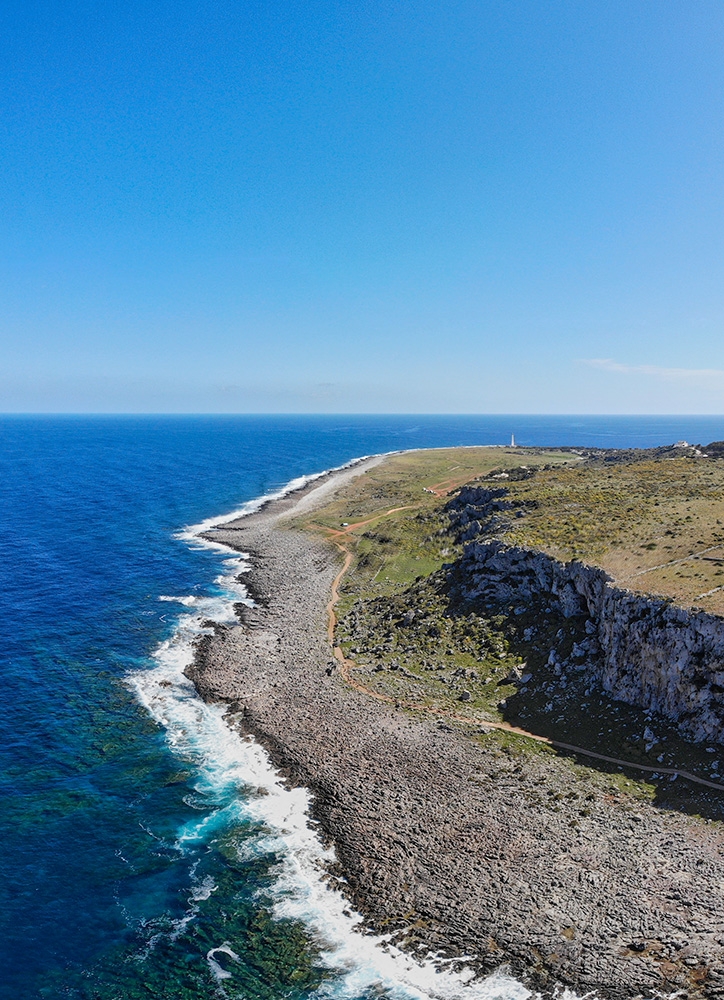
left=452, top=490, right=724, bottom=745
left=187, top=473, right=724, bottom=1000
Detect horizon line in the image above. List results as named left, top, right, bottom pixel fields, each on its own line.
left=2, top=412, right=724, bottom=419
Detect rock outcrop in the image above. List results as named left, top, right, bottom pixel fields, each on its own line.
left=454, top=537, right=724, bottom=744
left=188, top=473, right=724, bottom=998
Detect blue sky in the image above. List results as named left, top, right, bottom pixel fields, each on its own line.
left=1, top=0, right=723, bottom=413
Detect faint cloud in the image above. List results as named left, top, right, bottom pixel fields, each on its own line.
left=582, top=358, right=724, bottom=382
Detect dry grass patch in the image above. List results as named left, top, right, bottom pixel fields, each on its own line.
left=503, top=457, right=724, bottom=612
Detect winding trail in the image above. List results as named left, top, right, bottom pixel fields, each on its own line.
left=619, top=544, right=724, bottom=582
left=323, top=504, right=419, bottom=539
left=322, top=511, right=724, bottom=796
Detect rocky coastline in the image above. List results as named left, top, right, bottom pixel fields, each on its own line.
left=448, top=485, right=724, bottom=745
left=186, top=461, right=724, bottom=999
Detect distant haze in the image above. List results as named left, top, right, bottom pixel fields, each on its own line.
left=1, top=2, right=723, bottom=414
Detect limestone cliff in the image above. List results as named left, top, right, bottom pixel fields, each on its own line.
left=455, top=537, right=724, bottom=743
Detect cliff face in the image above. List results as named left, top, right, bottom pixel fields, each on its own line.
left=453, top=533, right=724, bottom=744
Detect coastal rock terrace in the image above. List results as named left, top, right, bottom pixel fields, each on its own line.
left=188, top=447, right=724, bottom=999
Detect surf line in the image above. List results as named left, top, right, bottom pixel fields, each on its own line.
left=325, top=528, right=724, bottom=796
left=136, top=489, right=545, bottom=1000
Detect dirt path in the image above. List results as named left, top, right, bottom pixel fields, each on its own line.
left=323, top=512, right=724, bottom=795
left=191, top=466, right=724, bottom=996
left=322, top=504, right=419, bottom=539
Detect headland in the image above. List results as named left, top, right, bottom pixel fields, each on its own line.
left=187, top=445, right=724, bottom=999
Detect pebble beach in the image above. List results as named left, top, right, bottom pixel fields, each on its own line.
left=187, top=459, right=724, bottom=1000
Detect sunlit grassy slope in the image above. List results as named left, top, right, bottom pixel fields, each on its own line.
left=291, top=446, right=574, bottom=602
left=503, top=457, right=724, bottom=615
left=287, top=446, right=724, bottom=816
left=293, top=447, right=724, bottom=614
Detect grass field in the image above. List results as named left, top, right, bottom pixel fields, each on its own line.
left=504, top=456, right=724, bottom=615
left=291, top=446, right=575, bottom=608
left=290, top=445, right=724, bottom=819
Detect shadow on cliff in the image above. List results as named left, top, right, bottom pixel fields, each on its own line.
left=440, top=569, right=724, bottom=823
left=439, top=484, right=724, bottom=822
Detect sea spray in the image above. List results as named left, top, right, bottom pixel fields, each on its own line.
left=128, top=468, right=584, bottom=1000
left=177, top=456, right=373, bottom=544
left=7, top=417, right=702, bottom=996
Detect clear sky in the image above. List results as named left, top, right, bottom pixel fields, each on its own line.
left=1, top=0, right=723, bottom=413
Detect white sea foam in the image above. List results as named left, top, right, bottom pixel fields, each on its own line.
left=177, top=455, right=372, bottom=544
left=128, top=466, right=588, bottom=1000
left=189, top=874, right=218, bottom=903
left=207, top=944, right=241, bottom=981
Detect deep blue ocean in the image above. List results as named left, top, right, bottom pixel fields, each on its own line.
left=2, top=414, right=723, bottom=1000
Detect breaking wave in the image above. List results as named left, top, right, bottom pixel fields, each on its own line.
left=128, top=468, right=584, bottom=1000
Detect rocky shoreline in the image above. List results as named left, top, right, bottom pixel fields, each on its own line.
left=186, top=461, right=724, bottom=999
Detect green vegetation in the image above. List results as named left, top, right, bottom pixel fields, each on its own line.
left=291, top=446, right=574, bottom=608
left=292, top=445, right=724, bottom=819
left=503, top=457, right=724, bottom=614
left=295, top=446, right=724, bottom=615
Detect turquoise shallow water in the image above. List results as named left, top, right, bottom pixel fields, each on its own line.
left=1, top=414, right=722, bottom=1000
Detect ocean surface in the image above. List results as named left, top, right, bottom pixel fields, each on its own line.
left=2, top=414, right=723, bottom=1000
